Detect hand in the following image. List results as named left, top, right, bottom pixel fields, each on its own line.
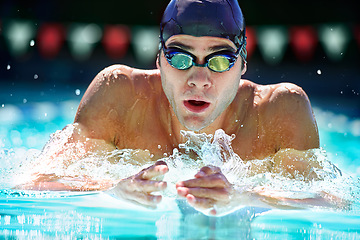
left=176, top=165, right=233, bottom=215
left=109, top=160, right=168, bottom=208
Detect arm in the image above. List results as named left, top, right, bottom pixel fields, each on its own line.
left=175, top=84, right=346, bottom=215
left=176, top=162, right=347, bottom=217
left=18, top=65, right=169, bottom=207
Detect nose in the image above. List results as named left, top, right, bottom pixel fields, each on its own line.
left=187, top=67, right=212, bottom=89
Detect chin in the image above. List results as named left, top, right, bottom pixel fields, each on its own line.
left=182, top=119, right=209, bottom=132
left=184, top=125, right=203, bottom=132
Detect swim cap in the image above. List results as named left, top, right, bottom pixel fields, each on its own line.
left=160, top=0, right=246, bottom=59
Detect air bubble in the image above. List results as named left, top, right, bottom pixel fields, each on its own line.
left=75, top=89, right=81, bottom=96
left=317, top=69, right=322, bottom=75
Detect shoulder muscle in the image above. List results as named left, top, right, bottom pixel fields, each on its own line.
left=261, top=83, right=319, bottom=150
left=74, top=65, right=160, bottom=141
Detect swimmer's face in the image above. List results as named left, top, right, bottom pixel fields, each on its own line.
left=158, top=35, right=246, bottom=131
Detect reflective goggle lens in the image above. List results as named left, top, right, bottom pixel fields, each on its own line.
left=170, top=53, right=193, bottom=70
left=208, top=56, right=231, bottom=72
left=166, top=51, right=236, bottom=72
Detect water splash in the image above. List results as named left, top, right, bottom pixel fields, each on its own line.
left=0, top=127, right=359, bottom=210
left=164, top=129, right=359, bottom=209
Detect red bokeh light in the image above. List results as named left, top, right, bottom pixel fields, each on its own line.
left=245, top=26, right=256, bottom=58
left=102, top=25, right=131, bottom=59
left=37, top=23, right=65, bottom=59
left=290, top=26, right=318, bottom=62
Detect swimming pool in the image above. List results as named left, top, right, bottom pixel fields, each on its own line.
left=1, top=89, right=360, bottom=239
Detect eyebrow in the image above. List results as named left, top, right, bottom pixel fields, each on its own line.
left=209, top=45, right=236, bottom=53
left=167, top=41, right=236, bottom=53
left=167, top=42, right=194, bottom=51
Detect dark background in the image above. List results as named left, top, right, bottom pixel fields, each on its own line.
left=1, top=0, right=358, bottom=25
left=1, top=0, right=359, bottom=117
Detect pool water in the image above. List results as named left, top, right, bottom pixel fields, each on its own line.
left=1, top=95, right=360, bottom=239
left=0, top=190, right=359, bottom=239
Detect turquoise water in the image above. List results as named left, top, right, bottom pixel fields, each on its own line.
left=1, top=97, right=360, bottom=239
left=0, top=190, right=359, bottom=239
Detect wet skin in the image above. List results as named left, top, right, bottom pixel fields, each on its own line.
left=26, top=36, right=320, bottom=214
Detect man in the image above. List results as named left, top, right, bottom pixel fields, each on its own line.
left=24, top=0, right=323, bottom=215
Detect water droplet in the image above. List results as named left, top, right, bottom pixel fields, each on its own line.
left=1, top=104, right=4, bottom=108
left=34, top=74, right=38, bottom=79
left=317, top=69, right=322, bottom=75
left=340, top=91, right=343, bottom=94
left=158, top=145, right=161, bottom=149
left=30, top=40, right=35, bottom=46
left=6, top=65, right=11, bottom=70
left=44, top=113, right=47, bottom=117
left=23, top=99, right=27, bottom=104
left=241, top=125, right=244, bottom=128
left=75, top=89, right=81, bottom=96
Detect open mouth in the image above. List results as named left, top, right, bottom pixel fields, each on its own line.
left=184, top=100, right=210, bottom=113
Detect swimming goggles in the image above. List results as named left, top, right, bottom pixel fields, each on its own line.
left=162, top=46, right=240, bottom=72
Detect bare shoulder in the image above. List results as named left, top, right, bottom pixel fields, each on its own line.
left=239, top=80, right=313, bottom=121
left=74, top=65, right=161, bottom=139
left=258, top=82, right=311, bottom=114
left=76, top=64, right=161, bottom=112
left=82, top=64, right=161, bottom=98
left=250, top=81, right=319, bottom=150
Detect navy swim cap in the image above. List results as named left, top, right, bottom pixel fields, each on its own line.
left=160, top=0, right=246, bottom=59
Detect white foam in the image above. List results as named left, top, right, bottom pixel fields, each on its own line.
left=60, top=100, right=79, bottom=121
left=0, top=124, right=359, bottom=210
left=31, top=102, right=58, bottom=122
left=314, top=107, right=360, bottom=136
left=0, top=104, right=23, bottom=124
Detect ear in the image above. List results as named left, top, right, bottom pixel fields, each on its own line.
left=241, top=61, right=247, bottom=75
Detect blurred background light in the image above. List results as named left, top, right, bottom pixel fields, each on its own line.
left=132, top=26, right=159, bottom=65
left=290, top=26, right=318, bottom=62
left=102, top=25, right=131, bottom=59
left=256, top=26, right=288, bottom=65
left=3, top=20, right=36, bottom=57
left=319, top=23, right=350, bottom=61
left=68, top=23, right=102, bottom=60
left=245, top=26, right=256, bottom=59
left=0, top=104, right=23, bottom=124
left=37, top=23, right=65, bottom=59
